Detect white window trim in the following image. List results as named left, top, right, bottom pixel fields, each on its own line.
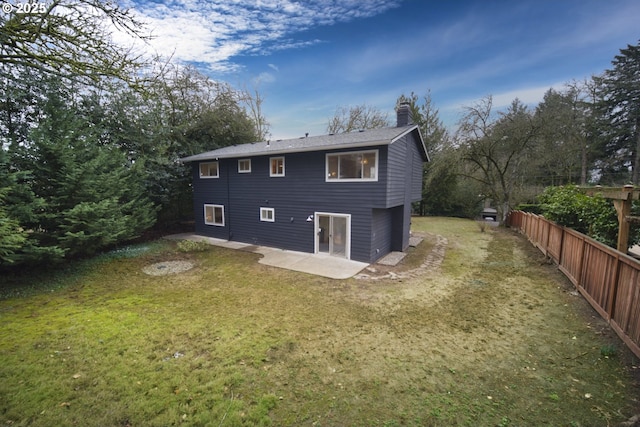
left=260, top=207, right=275, bottom=222
left=325, top=150, right=378, bottom=182
left=199, top=161, right=219, bottom=179
left=269, top=156, right=285, bottom=177
left=238, top=159, right=251, bottom=173
left=204, top=204, right=225, bottom=226
left=313, top=212, right=351, bottom=260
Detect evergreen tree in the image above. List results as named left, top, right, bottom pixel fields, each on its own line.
left=0, top=151, right=63, bottom=266
left=394, top=91, right=466, bottom=216
left=396, top=91, right=448, bottom=154
left=420, top=147, right=483, bottom=218
left=593, top=41, right=640, bottom=184
left=533, top=85, right=591, bottom=185
left=0, top=149, right=27, bottom=265
left=0, top=192, right=25, bottom=264
left=30, top=85, right=156, bottom=257
left=1, top=79, right=157, bottom=267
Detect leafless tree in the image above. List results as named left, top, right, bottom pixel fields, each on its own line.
left=458, top=96, right=539, bottom=222
left=0, top=0, right=150, bottom=86
left=326, top=104, right=389, bottom=134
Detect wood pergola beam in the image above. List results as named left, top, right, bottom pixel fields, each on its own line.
left=581, top=185, right=639, bottom=253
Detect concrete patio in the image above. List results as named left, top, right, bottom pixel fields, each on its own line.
left=165, top=233, right=369, bottom=279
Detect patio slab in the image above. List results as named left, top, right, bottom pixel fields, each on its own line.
left=377, top=251, right=407, bottom=266
left=164, top=233, right=369, bottom=279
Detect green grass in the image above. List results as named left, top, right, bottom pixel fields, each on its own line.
left=1, top=217, right=639, bottom=426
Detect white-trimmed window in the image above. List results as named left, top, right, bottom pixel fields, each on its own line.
left=204, top=204, right=224, bottom=226
left=270, top=157, right=285, bottom=177
left=199, top=161, right=219, bottom=178
left=326, top=150, right=378, bottom=181
left=238, top=159, right=251, bottom=173
left=260, top=207, right=275, bottom=222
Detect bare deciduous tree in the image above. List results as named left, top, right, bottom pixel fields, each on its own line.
left=239, top=85, right=271, bottom=142
left=458, top=96, right=539, bottom=223
left=326, top=104, right=389, bottom=134
left=0, top=0, right=150, bottom=86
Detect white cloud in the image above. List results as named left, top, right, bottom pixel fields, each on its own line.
left=490, top=83, right=566, bottom=109
left=252, top=72, right=276, bottom=85
left=118, top=0, right=401, bottom=72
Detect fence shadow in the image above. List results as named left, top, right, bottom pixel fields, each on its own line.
left=508, top=211, right=640, bottom=359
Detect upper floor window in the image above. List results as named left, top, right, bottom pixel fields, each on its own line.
left=238, top=159, right=251, bottom=173
left=326, top=150, right=378, bottom=181
left=199, top=161, right=219, bottom=178
left=270, top=157, right=285, bottom=177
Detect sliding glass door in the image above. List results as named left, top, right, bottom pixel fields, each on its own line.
left=316, top=213, right=350, bottom=258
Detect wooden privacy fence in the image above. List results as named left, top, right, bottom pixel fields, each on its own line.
left=507, top=210, right=640, bottom=359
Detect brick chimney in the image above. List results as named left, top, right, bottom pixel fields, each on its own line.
left=396, top=102, right=413, bottom=127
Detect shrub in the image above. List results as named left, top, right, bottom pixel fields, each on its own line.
left=537, top=186, right=620, bottom=248
left=176, top=239, right=210, bottom=253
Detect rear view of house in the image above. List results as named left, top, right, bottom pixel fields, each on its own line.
left=181, top=104, right=428, bottom=263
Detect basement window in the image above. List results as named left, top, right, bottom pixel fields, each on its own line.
left=260, top=207, right=275, bottom=222
left=326, top=150, right=378, bottom=181
left=204, top=204, right=224, bottom=226
left=199, top=161, right=219, bottom=178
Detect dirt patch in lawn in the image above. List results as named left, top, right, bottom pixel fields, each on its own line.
left=141, top=260, right=195, bottom=276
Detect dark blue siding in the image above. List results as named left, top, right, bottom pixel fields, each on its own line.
left=192, top=163, right=230, bottom=240
left=371, top=208, right=392, bottom=261
left=191, top=150, right=382, bottom=261
left=385, top=133, right=426, bottom=251
left=409, top=134, right=425, bottom=201
left=387, top=133, right=425, bottom=206
left=386, top=135, right=407, bottom=208
left=189, top=136, right=425, bottom=263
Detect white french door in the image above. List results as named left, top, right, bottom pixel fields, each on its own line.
left=315, top=213, right=351, bottom=259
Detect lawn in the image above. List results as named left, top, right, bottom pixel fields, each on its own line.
left=1, top=217, right=639, bottom=426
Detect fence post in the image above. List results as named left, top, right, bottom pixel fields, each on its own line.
left=557, top=224, right=565, bottom=266
left=606, top=253, right=622, bottom=322
left=576, top=234, right=586, bottom=290
left=545, top=217, right=551, bottom=255
left=614, top=185, right=634, bottom=253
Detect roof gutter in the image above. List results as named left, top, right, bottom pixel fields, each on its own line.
left=180, top=139, right=392, bottom=162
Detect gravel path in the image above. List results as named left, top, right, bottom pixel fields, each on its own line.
left=354, top=234, right=448, bottom=280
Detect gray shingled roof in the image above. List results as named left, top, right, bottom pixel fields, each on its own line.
left=180, top=125, right=428, bottom=162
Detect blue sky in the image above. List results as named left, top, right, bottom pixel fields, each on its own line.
left=122, top=0, right=640, bottom=140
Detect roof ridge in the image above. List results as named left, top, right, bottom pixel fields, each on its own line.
left=180, top=125, right=422, bottom=162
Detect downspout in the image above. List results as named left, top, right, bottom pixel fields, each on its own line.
left=225, top=159, right=232, bottom=241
